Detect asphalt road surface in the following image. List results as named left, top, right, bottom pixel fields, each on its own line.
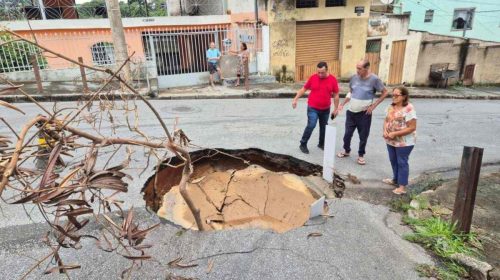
left=0, top=98, right=499, bottom=279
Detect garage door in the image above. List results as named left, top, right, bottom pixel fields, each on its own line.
left=295, top=20, right=341, bottom=81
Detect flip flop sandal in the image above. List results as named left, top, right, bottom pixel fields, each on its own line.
left=337, top=152, right=350, bottom=158
left=357, top=157, right=366, bottom=165
left=392, top=188, right=407, bottom=195
left=382, top=178, right=397, bottom=186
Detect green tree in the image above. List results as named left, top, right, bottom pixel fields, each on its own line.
left=77, top=0, right=107, bottom=19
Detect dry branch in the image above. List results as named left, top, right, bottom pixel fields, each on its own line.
left=0, top=27, right=203, bottom=278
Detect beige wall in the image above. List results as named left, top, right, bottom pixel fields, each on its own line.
left=369, top=15, right=422, bottom=85
left=341, top=17, right=370, bottom=78
left=414, top=33, right=500, bottom=85
left=269, top=21, right=296, bottom=82
left=268, top=0, right=370, bottom=81
left=463, top=45, right=500, bottom=84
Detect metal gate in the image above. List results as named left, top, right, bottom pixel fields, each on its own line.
left=143, top=25, right=261, bottom=88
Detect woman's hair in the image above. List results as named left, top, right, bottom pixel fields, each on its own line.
left=392, top=86, right=410, bottom=106
left=241, top=42, right=248, bottom=50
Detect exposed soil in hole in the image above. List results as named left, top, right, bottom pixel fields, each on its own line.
left=142, top=148, right=341, bottom=233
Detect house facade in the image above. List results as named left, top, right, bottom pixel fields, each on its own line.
left=0, top=0, right=269, bottom=88
left=393, top=0, right=500, bottom=43
left=268, top=0, right=371, bottom=82
left=365, top=0, right=500, bottom=86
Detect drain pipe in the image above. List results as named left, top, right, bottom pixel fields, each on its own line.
left=255, top=0, right=259, bottom=25
left=459, top=10, right=472, bottom=81
left=458, top=38, right=470, bottom=81
left=255, top=0, right=259, bottom=75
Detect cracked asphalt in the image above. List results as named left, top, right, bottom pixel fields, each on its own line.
left=1, top=98, right=499, bottom=279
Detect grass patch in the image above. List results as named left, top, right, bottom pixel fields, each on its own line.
left=416, top=263, right=466, bottom=280
left=405, top=217, right=482, bottom=280
left=404, top=217, right=480, bottom=258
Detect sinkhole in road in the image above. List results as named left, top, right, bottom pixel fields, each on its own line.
left=142, top=148, right=341, bottom=233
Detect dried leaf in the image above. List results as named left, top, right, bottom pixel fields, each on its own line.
left=54, top=199, right=90, bottom=207
left=347, top=173, right=361, bottom=184
left=43, top=264, right=81, bottom=274
left=39, top=144, right=63, bottom=189
left=122, top=254, right=152, bottom=260
left=191, top=176, right=205, bottom=184
left=307, top=232, right=323, bottom=239
left=206, top=260, right=214, bottom=274
left=0, top=85, right=22, bottom=95
left=168, top=257, right=198, bottom=269
left=0, top=100, right=25, bottom=114
left=62, top=207, right=93, bottom=217
left=131, top=223, right=160, bottom=240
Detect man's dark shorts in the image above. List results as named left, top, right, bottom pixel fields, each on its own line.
left=208, top=63, right=218, bottom=74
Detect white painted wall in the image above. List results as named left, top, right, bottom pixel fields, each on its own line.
left=1, top=15, right=231, bottom=31
left=369, top=15, right=422, bottom=85
left=167, top=0, right=182, bottom=16
left=228, top=0, right=265, bottom=14
left=257, top=25, right=270, bottom=73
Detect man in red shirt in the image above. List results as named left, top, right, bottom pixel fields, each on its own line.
left=292, top=61, right=340, bottom=154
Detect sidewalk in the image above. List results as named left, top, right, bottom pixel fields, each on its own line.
left=2, top=81, right=500, bottom=102
left=157, top=82, right=500, bottom=100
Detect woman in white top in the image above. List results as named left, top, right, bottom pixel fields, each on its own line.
left=382, top=87, right=417, bottom=195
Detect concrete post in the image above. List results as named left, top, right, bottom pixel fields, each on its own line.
left=105, top=0, right=131, bottom=82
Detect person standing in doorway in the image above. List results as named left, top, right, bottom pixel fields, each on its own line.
left=292, top=61, right=340, bottom=154
left=206, top=42, right=223, bottom=87
left=383, top=87, right=417, bottom=195
left=336, top=60, right=388, bottom=165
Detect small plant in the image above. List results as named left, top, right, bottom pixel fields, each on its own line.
left=406, top=217, right=482, bottom=280
left=405, top=217, right=480, bottom=258
left=416, top=263, right=466, bottom=280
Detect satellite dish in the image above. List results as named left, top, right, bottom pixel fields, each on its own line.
left=380, top=0, right=394, bottom=4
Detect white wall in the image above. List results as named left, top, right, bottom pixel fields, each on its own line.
left=1, top=15, right=231, bottom=31
left=369, top=15, right=422, bottom=85
left=257, top=25, right=270, bottom=74
left=228, top=0, right=265, bottom=14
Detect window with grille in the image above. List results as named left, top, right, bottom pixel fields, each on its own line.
left=91, top=42, right=115, bottom=65
left=424, top=9, right=434, bottom=22
left=296, top=0, right=318, bottom=8
left=326, top=0, right=345, bottom=7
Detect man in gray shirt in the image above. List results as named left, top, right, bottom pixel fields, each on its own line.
left=336, top=60, right=388, bottom=165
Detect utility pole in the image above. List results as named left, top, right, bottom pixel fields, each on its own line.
left=36, top=0, right=47, bottom=20
left=105, top=0, right=131, bottom=81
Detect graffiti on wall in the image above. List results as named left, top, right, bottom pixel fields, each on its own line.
left=271, top=39, right=291, bottom=57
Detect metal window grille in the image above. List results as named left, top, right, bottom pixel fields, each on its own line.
left=140, top=24, right=261, bottom=77
left=366, top=40, right=381, bottom=53
left=91, top=42, right=115, bottom=66
left=326, top=0, right=345, bottom=7
left=424, top=9, right=434, bottom=23
left=0, top=36, right=46, bottom=73
left=296, top=0, right=318, bottom=8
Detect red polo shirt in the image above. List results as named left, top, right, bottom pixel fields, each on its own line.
left=304, top=74, right=339, bottom=110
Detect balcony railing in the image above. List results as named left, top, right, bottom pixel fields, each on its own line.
left=0, top=0, right=227, bottom=21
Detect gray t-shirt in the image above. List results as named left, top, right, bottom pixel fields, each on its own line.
left=347, top=74, right=385, bottom=112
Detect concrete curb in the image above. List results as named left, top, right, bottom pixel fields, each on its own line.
left=2, top=91, right=500, bottom=103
